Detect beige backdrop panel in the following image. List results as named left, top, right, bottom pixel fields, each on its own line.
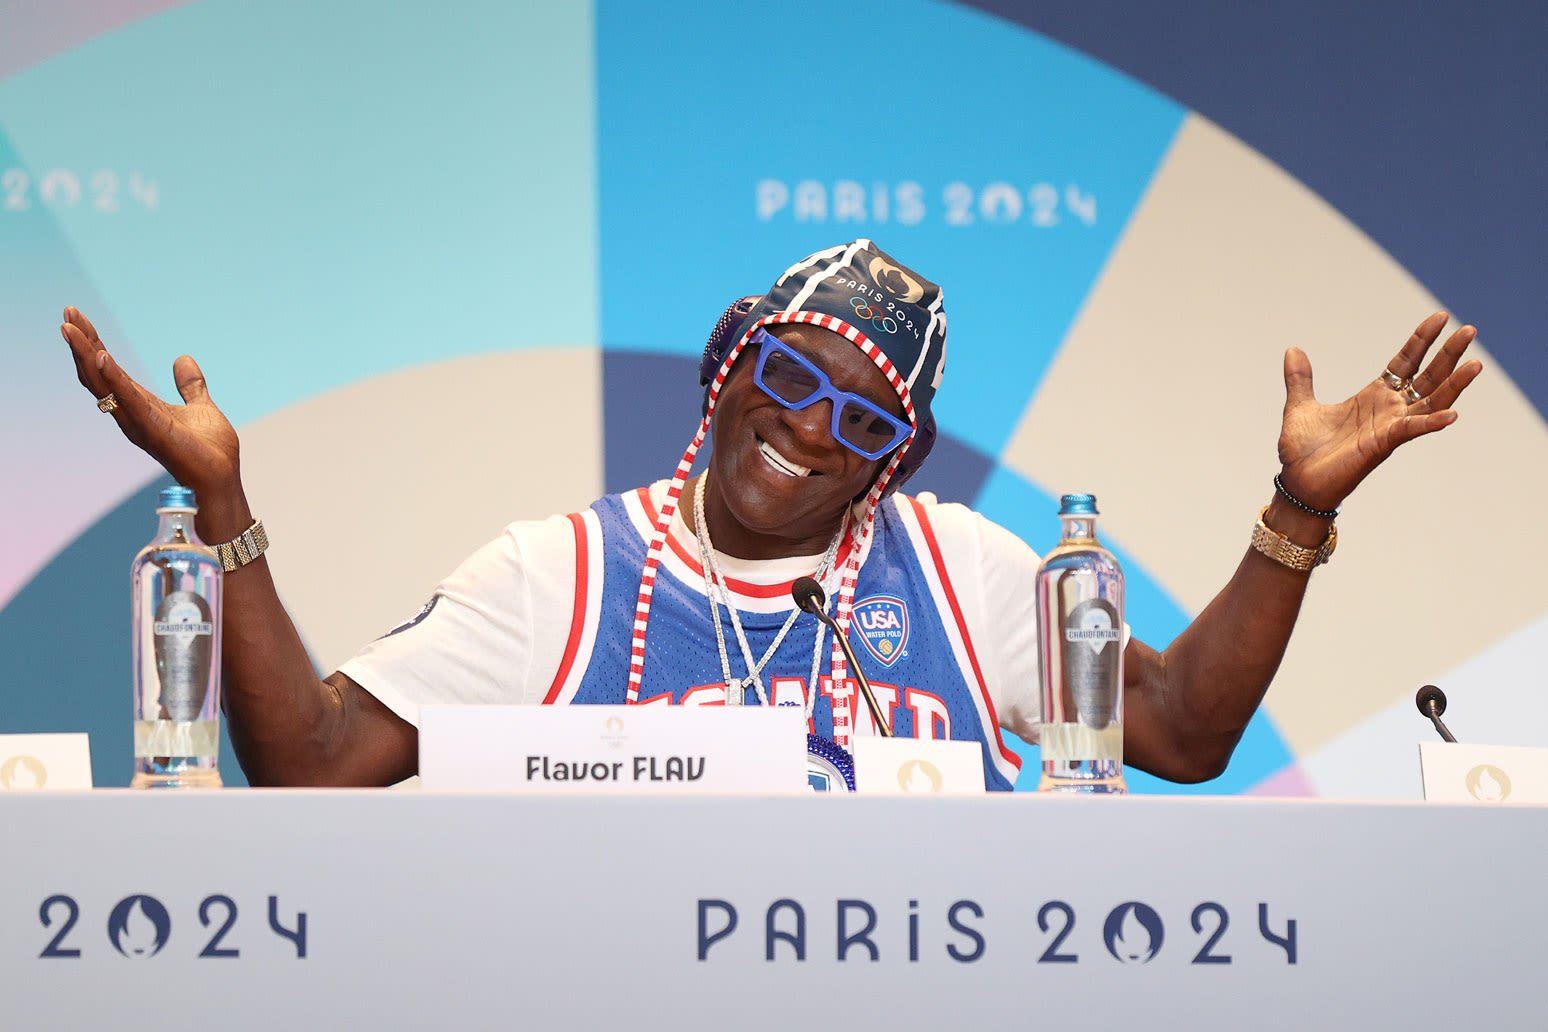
left=238, top=348, right=603, bottom=674
left=1002, top=113, right=1548, bottom=758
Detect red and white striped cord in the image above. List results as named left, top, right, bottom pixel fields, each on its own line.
left=624, top=334, right=750, bottom=703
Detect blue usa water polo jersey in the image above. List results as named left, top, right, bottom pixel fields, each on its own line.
left=554, top=488, right=1021, bottom=790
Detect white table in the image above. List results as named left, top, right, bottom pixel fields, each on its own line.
left=4, top=791, right=1543, bottom=1029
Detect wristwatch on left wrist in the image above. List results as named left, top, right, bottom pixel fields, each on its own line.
left=214, top=518, right=269, bottom=572
left=1250, top=506, right=1336, bottom=572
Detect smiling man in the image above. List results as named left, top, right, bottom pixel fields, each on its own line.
left=62, top=239, right=1480, bottom=788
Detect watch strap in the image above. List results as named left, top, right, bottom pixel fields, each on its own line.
left=1250, top=506, right=1335, bottom=572
left=215, top=518, right=269, bottom=573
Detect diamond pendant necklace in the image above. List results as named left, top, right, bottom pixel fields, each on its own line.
left=692, top=474, right=843, bottom=716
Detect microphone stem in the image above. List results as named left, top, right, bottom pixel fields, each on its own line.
left=794, top=579, right=894, bottom=738
left=807, top=605, right=893, bottom=737
left=1427, top=701, right=1458, bottom=744
left=855, top=675, right=894, bottom=738
left=831, top=621, right=892, bottom=737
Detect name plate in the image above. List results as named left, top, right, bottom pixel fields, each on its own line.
left=419, top=705, right=807, bottom=793
left=0, top=733, right=93, bottom=790
left=1419, top=741, right=1548, bottom=803
left=852, top=737, right=986, bottom=794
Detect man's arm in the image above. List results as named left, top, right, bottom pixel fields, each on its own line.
left=1122, top=497, right=1330, bottom=783
left=1121, top=312, right=1480, bottom=783
left=63, top=307, right=417, bottom=786
left=201, top=484, right=417, bottom=785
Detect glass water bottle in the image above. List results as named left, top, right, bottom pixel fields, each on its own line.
left=1036, top=493, right=1126, bottom=793
left=130, top=486, right=223, bottom=788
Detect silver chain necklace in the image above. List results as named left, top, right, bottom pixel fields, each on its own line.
left=692, top=474, right=843, bottom=716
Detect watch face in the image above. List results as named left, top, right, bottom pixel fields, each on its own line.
left=807, top=734, right=855, bottom=792
left=807, top=753, right=852, bottom=792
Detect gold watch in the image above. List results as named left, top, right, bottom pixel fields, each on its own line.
left=215, top=518, right=269, bottom=572
left=1250, top=506, right=1335, bottom=572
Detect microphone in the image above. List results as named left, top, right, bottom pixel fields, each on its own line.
left=1415, top=684, right=1458, bottom=743
left=792, top=576, right=893, bottom=737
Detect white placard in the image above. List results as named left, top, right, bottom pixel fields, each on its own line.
left=852, top=736, right=985, bottom=794
left=0, top=733, right=93, bottom=790
left=1419, top=741, right=1548, bottom=803
left=419, top=704, right=807, bottom=793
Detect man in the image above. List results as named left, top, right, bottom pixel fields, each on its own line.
left=62, top=239, right=1480, bottom=787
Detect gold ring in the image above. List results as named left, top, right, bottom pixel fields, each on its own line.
left=1402, top=385, right=1423, bottom=404
left=1381, top=369, right=1410, bottom=391
left=96, top=393, right=118, bottom=413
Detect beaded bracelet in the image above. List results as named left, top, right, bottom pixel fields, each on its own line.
left=1273, top=474, right=1339, bottom=519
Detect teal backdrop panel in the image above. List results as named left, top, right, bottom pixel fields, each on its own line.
left=0, top=0, right=601, bottom=785
left=0, top=0, right=599, bottom=429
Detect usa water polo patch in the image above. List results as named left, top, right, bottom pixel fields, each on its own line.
left=854, top=595, right=910, bottom=667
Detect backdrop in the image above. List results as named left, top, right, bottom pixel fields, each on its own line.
left=2, top=0, right=1543, bottom=792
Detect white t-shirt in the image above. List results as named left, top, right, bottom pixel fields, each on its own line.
left=340, top=484, right=1045, bottom=745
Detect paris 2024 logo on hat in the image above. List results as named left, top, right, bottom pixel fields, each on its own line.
left=745, top=239, right=948, bottom=427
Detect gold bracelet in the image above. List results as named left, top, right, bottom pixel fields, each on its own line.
left=1250, top=507, right=1335, bottom=572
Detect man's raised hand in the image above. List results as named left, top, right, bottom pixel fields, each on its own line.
left=1275, top=311, right=1482, bottom=513
left=61, top=306, right=241, bottom=494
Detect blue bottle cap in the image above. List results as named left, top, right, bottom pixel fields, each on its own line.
left=1059, top=493, right=1099, bottom=516
left=158, top=486, right=197, bottom=510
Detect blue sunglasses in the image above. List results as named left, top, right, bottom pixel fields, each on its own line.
left=748, top=327, right=913, bottom=460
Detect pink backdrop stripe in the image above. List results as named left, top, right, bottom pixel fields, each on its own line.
left=0, top=0, right=197, bottom=80
left=1246, top=763, right=1316, bottom=799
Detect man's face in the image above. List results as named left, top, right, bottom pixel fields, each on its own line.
left=704, top=322, right=907, bottom=560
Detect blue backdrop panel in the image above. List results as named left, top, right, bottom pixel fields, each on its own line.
left=595, top=0, right=1184, bottom=459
